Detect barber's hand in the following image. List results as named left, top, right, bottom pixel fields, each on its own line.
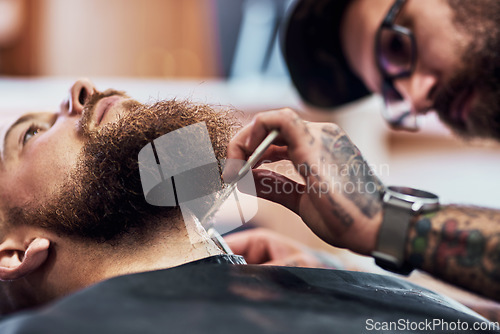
left=224, top=109, right=384, bottom=255
left=225, top=228, right=342, bottom=269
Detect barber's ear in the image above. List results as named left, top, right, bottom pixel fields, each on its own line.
left=0, top=237, right=50, bottom=281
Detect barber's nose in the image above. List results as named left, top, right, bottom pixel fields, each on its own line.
left=393, top=71, right=438, bottom=113
left=63, top=79, right=96, bottom=116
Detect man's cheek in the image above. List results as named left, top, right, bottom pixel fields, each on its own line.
left=24, top=148, right=79, bottom=199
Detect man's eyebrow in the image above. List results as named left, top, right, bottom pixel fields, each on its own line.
left=1, top=113, right=39, bottom=163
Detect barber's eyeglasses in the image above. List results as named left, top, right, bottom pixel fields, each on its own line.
left=375, top=0, right=418, bottom=131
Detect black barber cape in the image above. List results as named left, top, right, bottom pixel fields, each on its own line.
left=0, top=255, right=497, bottom=334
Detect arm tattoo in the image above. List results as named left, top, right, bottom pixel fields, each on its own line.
left=320, top=126, right=384, bottom=219
left=406, top=205, right=500, bottom=300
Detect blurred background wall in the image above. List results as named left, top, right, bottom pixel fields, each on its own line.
left=0, top=0, right=220, bottom=77
left=0, top=0, right=291, bottom=78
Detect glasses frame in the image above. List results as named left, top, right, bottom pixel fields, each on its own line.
left=375, top=0, right=418, bottom=131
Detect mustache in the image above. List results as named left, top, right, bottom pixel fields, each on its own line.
left=77, top=89, right=129, bottom=136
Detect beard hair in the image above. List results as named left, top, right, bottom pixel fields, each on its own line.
left=435, top=0, right=500, bottom=140
left=433, top=57, right=500, bottom=141
left=9, top=98, right=239, bottom=244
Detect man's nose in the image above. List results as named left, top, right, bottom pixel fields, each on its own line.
left=393, top=71, right=439, bottom=113
left=61, top=79, right=96, bottom=116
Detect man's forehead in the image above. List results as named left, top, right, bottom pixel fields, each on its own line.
left=0, top=114, right=23, bottom=132
left=0, top=116, right=21, bottom=155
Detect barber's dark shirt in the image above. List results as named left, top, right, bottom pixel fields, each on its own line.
left=0, top=255, right=497, bottom=333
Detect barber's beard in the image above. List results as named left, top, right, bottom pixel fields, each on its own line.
left=12, top=97, right=238, bottom=243
left=434, top=1, right=500, bottom=141
left=433, top=53, right=500, bottom=141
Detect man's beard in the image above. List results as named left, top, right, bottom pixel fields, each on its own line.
left=434, top=0, right=500, bottom=141
left=10, top=95, right=239, bottom=243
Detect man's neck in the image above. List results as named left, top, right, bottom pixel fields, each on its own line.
left=43, top=213, right=224, bottom=302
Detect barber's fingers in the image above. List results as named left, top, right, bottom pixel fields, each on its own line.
left=223, top=229, right=254, bottom=258
left=252, top=145, right=289, bottom=168
left=238, top=169, right=304, bottom=215
left=224, top=108, right=309, bottom=181
left=223, top=120, right=263, bottom=182
left=224, top=229, right=274, bottom=264
left=223, top=145, right=289, bottom=185
left=245, top=108, right=309, bottom=154
left=225, top=119, right=256, bottom=162
left=224, top=228, right=306, bottom=265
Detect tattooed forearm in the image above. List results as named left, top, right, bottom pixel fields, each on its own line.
left=320, top=126, right=384, bottom=219
left=406, top=205, right=500, bottom=300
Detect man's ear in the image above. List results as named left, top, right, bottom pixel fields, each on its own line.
left=0, top=237, right=50, bottom=281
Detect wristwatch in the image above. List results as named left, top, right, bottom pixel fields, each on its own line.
left=372, top=186, right=440, bottom=275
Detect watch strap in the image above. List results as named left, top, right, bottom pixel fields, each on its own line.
left=372, top=186, right=439, bottom=275
left=372, top=197, right=414, bottom=275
